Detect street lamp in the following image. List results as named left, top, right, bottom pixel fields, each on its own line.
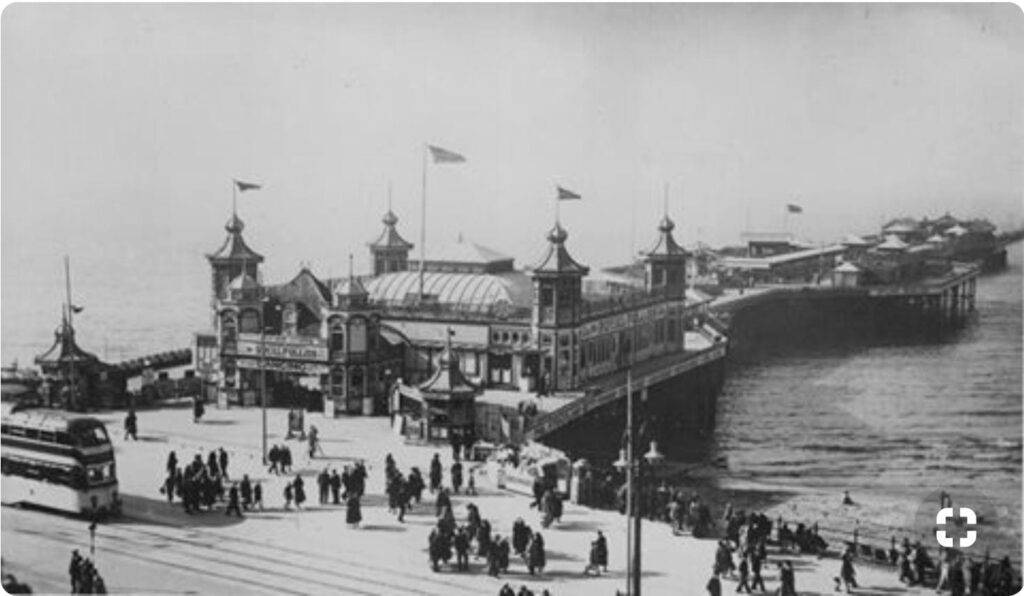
left=614, top=370, right=664, bottom=596
left=259, top=298, right=281, bottom=465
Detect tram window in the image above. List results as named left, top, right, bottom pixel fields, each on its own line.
left=75, top=426, right=109, bottom=447
left=56, top=432, right=73, bottom=446
left=7, top=426, right=26, bottom=437
left=39, top=430, right=56, bottom=443
left=24, top=428, right=39, bottom=440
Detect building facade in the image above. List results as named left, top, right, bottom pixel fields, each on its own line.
left=201, top=207, right=709, bottom=416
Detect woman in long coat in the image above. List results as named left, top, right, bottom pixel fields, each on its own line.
left=346, top=494, right=362, bottom=527
left=527, top=532, right=546, bottom=575
left=293, top=475, right=306, bottom=509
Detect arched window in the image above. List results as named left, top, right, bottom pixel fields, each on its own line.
left=330, top=324, right=346, bottom=353
left=221, top=314, right=238, bottom=346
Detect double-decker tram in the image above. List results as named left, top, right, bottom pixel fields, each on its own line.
left=1, top=408, right=121, bottom=517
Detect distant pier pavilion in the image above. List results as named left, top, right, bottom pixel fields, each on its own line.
left=198, top=208, right=728, bottom=447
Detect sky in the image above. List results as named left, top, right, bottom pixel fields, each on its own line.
left=2, top=3, right=1023, bottom=309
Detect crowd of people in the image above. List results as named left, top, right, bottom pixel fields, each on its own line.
left=68, top=550, right=106, bottom=594
left=160, top=447, right=260, bottom=515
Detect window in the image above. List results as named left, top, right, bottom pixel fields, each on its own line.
left=541, top=287, right=554, bottom=307
left=239, top=310, right=260, bottom=334
left=331, top=326, right=346, bottom=352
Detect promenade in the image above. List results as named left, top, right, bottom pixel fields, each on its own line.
left=3, top=405, right=945, bottom=595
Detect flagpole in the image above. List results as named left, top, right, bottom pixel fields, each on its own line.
left=64, top=256, right=76, bottom=410
left=555, top=189, right=561, bottom=225
left=419, top=145, right=428, bottom=301
left=232, top=179, right=237, bottom=219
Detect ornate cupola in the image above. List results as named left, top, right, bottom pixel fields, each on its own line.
left=530, top=221, right=589, bottom=392
left=368, top=209, right=414, bottom=276
left=207, top=212, right=264, bottom=313
left=641, top=213, right=688, bottom=298
left=334, top=254, right=369, bottom=310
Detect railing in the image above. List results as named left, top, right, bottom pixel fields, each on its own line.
left=528, top=339, right=728, bottom=440
left=375, top=300, right=532, bottom=322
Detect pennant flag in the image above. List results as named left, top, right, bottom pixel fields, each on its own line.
left=70, top=304, right=84, bottom=314
left=234, top=179, right=262, bottom=192
left=786, top=203, right=803, bottom=214
left=427, top=145, right=466, bottom=164
left=557, top=186, right=581, bottom=200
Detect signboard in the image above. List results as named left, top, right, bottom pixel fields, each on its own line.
left=235, top=334, right=328, bottom=362
left=236, top=359, right=329, bottom=375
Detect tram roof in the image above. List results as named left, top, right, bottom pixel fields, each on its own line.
left=2, top=408, right=105, bottom=433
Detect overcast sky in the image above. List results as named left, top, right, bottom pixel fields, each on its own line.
left=3, top=3, right=1022, bottom=287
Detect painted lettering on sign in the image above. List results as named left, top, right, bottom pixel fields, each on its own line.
left=235, top=338, right=329, bottom=362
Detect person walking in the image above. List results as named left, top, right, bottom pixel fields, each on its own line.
left=454, top=526, right=470, bottom=571
left=218, top=447, right=229, bottom=480
left=318, top=468, right=330, bottom=505
left=837, top=546, right=858, bottom=593
left=707, top=566, right=722, bottom=596
left=166, top=451, right=178, bottom=477
left=583, top=537, right=603, bottom=576
left=330, top=468, right=342, bottom=505
left=284, top=482, right=294, bottom=510
left=779, top=561, right=797, bottom=596
left=225, top=483, right=243, bottom=517
left=69, top=550, right=83, bottom=594
left=293, top=474, right=306, bottom=510
left=451, top=460, right=463, bottom=494
left=253, top=481, right=264, bottom=511
left=346, top=494, right=362, bottom=528
left=526, top=532, right=546, bottom=576
left=429, top=453, right=442, bottom=494
left=240, top=475, right=252, bottom=510
left=736, top=554, right=751, bottom=593
left=123, top=410, right=138, bottom=441
left=750, top=551, right=766, bottom=592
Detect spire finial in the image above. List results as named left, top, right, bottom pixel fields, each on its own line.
left=348, top=253, right=354, bottom=281
left=387, top=181, right=393, bottom=213
left=663, top=182, right=669, bottom=219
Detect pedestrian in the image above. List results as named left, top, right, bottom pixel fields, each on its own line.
left=162, top=470, right=176, bottom=503
left=218, top=447, right=229, bottom=480
left=466, top=467, right=477, bottom=495
left=583, top=537, right=603, bottom=576
left=499, top=584, right=515, bottom=596
left=346, top=494, right=362, bottom=527
left=282, top=445, right=293, bottom=474
left=284, top=482, right=294, bottom=510
left=429, top=453, right=442, bottom=493
left=707, top=566, right=722, bottom=596
left=240, top=474, right=252, bottom=510
left=750, top=550, right=766, bottom=592
left=330, top=468, right=341, bottom=505
left=308, top=425, right=321, bottom=459
left=516, top=585, right=533, bottom=596
left=454, top=526, right=470, bottom=571
left=69, top=549, right=83, bottom=593
left=92, top=569, right=107, bottom=594
left=207, top=451, right=219, bottom=478
left=293, top=474, right=306, bottom=509
left=837, top=548, right=858, bottom=593
left=193, top=397, right=204, bottom=423
left=318, top=468, right=330, bottom=505
left=451, top=460, right=463, bottom=494
left=527, top=532, right=546, bottom=575
left=436, top=487, right=451, bottom=517
left=166, top=451, right=177, bottom=477
left=268, top=445, right=280, bottom=475
left=123, top=410, right=138, bottom=441
left=779, top=561, right=797, bottom=596
left=225, top=483, right=243, bottom=517
left=253, top=481, right=264, bottom=511
left=408, top=467, right=425, bottom=504
left=595, top=530, right=608, bottom=572
left=511, top=518, right=531, bottom=557
left=736, top=554, right=751, bottom=593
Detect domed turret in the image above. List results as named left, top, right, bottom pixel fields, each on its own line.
left=368, top=209, right=414, bottom=276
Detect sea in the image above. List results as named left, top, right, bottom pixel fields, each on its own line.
left=710, top=241, right=1023, bottom=560
left=1, top=241, right=1021, bottom=558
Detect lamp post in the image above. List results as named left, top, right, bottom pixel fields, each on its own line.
left=614, top=370, right=664, bottom=596
left=258, top=298, right=280, bottom=465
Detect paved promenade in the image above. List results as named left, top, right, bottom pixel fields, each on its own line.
left=3, top=404, right=944, bottom=595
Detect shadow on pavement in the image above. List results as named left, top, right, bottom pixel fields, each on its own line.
left=115, top=494, right=247, bottom=529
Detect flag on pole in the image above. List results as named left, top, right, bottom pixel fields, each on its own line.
left=234, top=179, right=262, bottom=192
left=427, top=145, right=466, bottom=164
left=557, top=186, right=581, bottom=200
left=786, top=203, right=803, bottom=214
left=70, top=305, right=84, bottom=314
